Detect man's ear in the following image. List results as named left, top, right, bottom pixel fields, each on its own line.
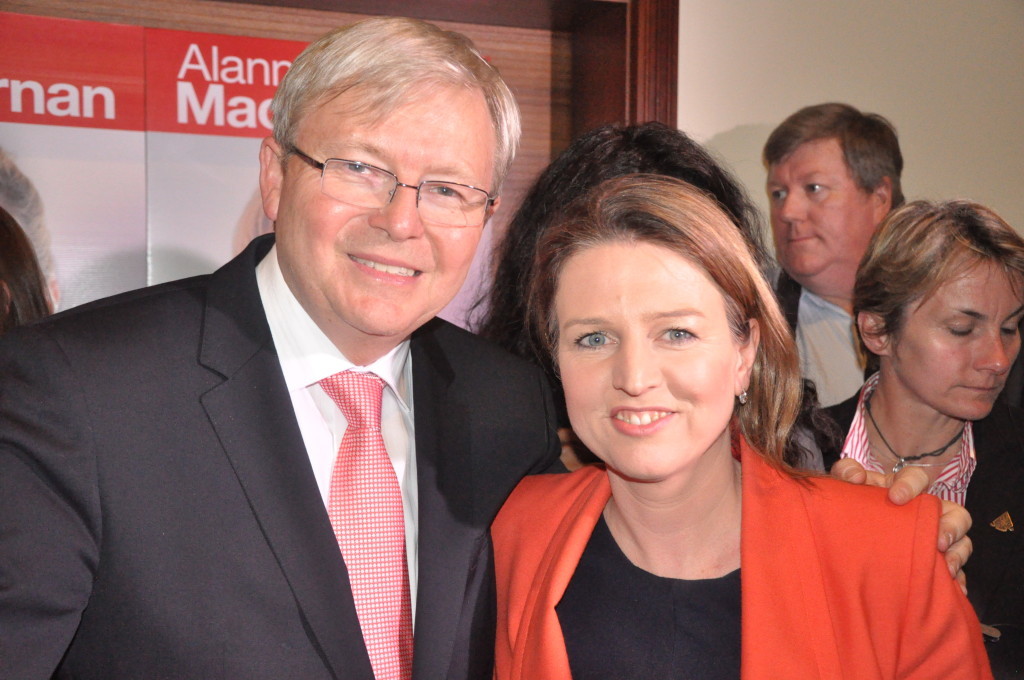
left=870, top=176, right=893, bottom=224
left=484, top=195, right=501, bottom=225
left=258, top=137, right=285, bottom=223
left=857, top=311, right=891, bottom=357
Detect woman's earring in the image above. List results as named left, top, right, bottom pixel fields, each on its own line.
left=737, top=390, right=748, bottom=405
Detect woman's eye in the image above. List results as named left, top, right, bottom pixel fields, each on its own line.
left=663, top=328, right=693, bottom=342
left=575, top=332, right=608, bottom=348
left=948, top=327, right=972, bottom=337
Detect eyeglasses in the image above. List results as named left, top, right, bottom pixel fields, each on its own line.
left=290, top=146, right=495, bottom=228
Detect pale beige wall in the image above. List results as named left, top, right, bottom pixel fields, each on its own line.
left=676, top=0, right=1024, bottom=244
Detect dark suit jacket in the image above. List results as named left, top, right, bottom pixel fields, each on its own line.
left=0, top=235, right=560, bottom=680
left=823, top=395, right=1024, bottom=674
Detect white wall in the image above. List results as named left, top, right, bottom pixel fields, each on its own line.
left=677, top=0, right=1024, bottom=244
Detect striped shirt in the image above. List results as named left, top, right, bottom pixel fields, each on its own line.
left=839, top=373, right=976, bottom=505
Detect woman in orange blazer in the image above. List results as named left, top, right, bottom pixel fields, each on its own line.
left=492, top=175, right=991, bottom=679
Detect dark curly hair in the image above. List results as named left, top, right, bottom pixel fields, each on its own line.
left=474, top=122, right=769, bottom=374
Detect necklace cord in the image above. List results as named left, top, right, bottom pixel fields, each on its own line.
left=864, top=399, right=964, bottom=466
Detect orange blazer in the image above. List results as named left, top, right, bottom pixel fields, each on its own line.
left=492, top=439, right=992, bottom=680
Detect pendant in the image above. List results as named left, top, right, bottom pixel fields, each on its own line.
left=892, top=459, right=906, bottom=474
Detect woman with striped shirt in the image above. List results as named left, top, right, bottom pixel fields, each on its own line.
left=822, top=199, right=1024, bottom=674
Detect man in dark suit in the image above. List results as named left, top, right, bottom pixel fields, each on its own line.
left=0, top=16, right=558, bottom=680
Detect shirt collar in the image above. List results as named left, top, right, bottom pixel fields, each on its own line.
left=852, top=371, right=977, bottom=470
left=255, top=244, right=411, bottom=409
left=801, top=287, right=852, bottom=319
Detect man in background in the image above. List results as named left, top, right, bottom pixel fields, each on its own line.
left=764, top=102, right=901, bottom=406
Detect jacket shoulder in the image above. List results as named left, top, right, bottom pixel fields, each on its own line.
left=742, top=452, right=990, bottom=678
left=16, top=233, right=268, bottom=344
left=493, top=467, right=605, bottom=546
left=415, top=317, right=547, bottom=376
left=746, top=449, right=941, bottom=548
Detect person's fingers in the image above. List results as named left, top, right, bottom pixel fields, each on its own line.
left=955, top=569, right=968, bottom=597
left=830, top=458, right=867, bottom=484
left=862, top=470, right=890, bottom=488
left=936, top=499, right=972, bottom=591
left=943, top=533, right=973, bottom=595
left=887, top=466, right=931, bottom=505
left=831, top=458, right=896, bottom=489
left=937, top=499, right=973, bottom=551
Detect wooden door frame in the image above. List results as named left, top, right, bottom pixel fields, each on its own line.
left=630, top=0, right=678, bottom=126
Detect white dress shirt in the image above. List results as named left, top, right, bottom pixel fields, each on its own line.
left=256, top=246, right=419, bottom=619
left=795, top=288, right=867, bottom=407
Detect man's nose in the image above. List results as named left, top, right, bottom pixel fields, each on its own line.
left=371, top=183, right=425, bottom=240
left=777, top=191, right=806, bottom=223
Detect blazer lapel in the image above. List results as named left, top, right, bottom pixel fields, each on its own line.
left=410, top=321, right=490, bottom=679
left=518, top=470, right=608, bottom=680
left=198, top=237, right=374, bottom=680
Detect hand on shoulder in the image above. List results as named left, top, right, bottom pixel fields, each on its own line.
left=831, top=457, right=972, bottom=592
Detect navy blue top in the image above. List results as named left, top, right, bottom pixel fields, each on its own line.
left=556, top=515, right=741, bottom=679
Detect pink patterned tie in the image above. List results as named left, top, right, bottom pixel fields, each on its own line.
left=320, top=371, right=413, bottom=680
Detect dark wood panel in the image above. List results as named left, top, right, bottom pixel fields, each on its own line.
left=208, top=0, right=582, bottom=30
left=571, top=1, right=628, bottom=137
left=569, top=0, right=677, bottom=135
left=629, top=0, right=677, bottom=125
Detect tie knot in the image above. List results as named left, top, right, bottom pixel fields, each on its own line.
left=320, top=370, right=385, bottom=430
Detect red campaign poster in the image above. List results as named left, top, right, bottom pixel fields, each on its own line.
left=0, top=12, right=145, bottom=131
left=0, top=12, right=310, bottom=309
left=142, top=29, right=307, bottom=285
left=145, top=28, right=301, bottom=138
left=0, top=12, right=147, bottom=310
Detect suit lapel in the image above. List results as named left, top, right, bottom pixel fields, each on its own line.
left=198, top=237, right=374, bottom=680
left=410, top=321, right=489, bottom=679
